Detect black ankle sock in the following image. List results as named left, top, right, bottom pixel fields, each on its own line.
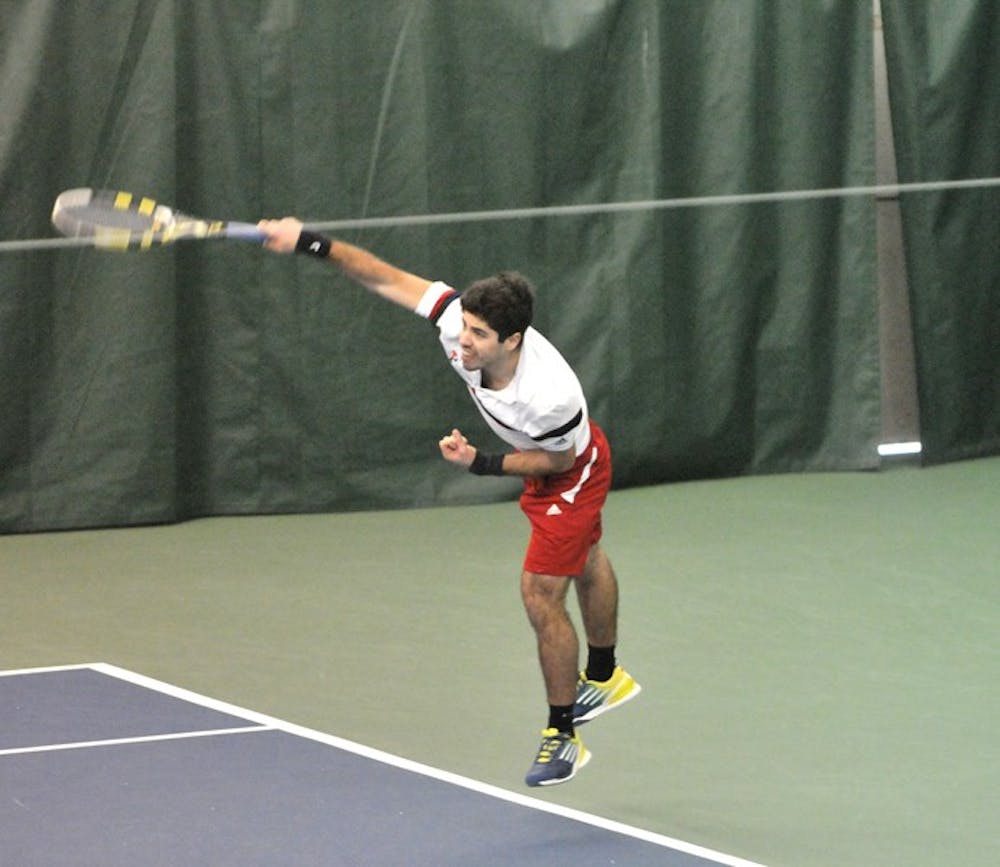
left=585, top=644, right=616, bottom=682
left=548, top=704, right=574, bottom=735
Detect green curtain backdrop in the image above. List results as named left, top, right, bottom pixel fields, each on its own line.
left=0, top=0, right=900, bottom=532
left=880, top=0, right=1000, bottom=464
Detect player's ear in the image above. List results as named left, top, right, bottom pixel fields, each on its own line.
left=504, top=331, right=524, bottom=351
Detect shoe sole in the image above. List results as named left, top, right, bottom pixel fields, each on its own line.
left=573, top=682, right=642, bottom=725
left=531, top=747, right=591, bottom=787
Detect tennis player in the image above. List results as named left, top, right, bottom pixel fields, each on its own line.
left=258, top=219, right=640, bottom=786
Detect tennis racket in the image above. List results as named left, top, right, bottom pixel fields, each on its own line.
left=51, top=188, right=264, bottom=250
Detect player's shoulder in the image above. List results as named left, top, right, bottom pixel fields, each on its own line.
left=522, top=328, right=578, bottom=381
left=517, top=330, right=583, bottom=408
left=415, top=281, right=460, bottom=323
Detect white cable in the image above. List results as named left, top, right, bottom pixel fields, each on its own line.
left=308, top=176, right=1000, bottom=232
left=1, top=176, right=998, bottom=252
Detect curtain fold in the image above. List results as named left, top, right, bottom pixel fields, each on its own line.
left=880, top=0, right=1000, bottom=464
left=2, top=1, right=887, bottom=531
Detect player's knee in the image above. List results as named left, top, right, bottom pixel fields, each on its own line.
left=520, top=571, right=569, bottom=623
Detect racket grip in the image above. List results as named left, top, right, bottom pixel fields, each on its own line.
left=225, top=222, right=267, bottom=243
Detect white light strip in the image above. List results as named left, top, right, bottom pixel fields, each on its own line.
left=878, top=441, right=922, bottom=456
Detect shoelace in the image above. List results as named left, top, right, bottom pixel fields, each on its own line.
left=535, top=731, right=568, bottom=764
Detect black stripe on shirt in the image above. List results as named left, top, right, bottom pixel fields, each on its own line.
left=428, top=289, right=461, bottom=325
left=470, top=389, right=583, bottom=443
left=531, top=408, right=584, bottom=443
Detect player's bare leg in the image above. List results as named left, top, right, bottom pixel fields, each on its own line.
left=574, top=543, right=618, bottom=648
left=521, top=569, right=591, bottom=786
left=571, top=543, right=641, bottom=725
left=520, top=570, right=578, bottom=706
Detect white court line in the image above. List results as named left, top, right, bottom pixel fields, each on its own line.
left=0, top=726, right=271, bottom=758
left=36, top=662, right=768, bottom=867
left=1, top=661, right=769, bottom=866
left=0, top=663, right=95, bottom=677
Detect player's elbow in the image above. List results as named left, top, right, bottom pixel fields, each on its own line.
left=549, top=448, right=576, bottom=474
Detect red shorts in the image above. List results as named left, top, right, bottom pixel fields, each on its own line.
left=520, top=421, right=612, bottom=576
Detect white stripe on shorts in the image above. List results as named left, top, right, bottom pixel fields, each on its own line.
left=560, top=446, right=598, bottom=505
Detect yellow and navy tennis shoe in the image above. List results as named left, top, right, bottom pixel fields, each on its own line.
left=572, top=666, right=641, bottom=724
left=524, top=728, right=590, bottom=787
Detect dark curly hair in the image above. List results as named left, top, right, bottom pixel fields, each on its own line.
left=460, top=271, right=535, bottom=342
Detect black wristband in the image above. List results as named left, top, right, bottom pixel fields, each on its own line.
left=469, top=452, right=505, bottom=476
left=295, top=230, right=332, bottom=259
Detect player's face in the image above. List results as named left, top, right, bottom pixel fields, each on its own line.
left=458, top=311, right=515, bottom=372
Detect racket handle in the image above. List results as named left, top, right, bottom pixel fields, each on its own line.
left=224, top=222, right=266, bottom=243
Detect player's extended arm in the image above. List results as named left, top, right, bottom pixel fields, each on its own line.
left=257, top=217, right=432, bottom=312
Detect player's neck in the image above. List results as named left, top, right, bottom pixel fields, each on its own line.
left=481, top=348, right=521, bottom=391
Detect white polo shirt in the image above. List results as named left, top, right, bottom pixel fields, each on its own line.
left=415, top=281, right=591, bottom=455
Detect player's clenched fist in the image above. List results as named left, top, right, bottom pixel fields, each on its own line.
left=439, top=428, right=474, bottom=467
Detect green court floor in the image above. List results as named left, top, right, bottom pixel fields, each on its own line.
left=3, top=457, right=997, bottom=867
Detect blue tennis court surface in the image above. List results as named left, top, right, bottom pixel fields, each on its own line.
left=1, top=665, right=766, bottom=866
